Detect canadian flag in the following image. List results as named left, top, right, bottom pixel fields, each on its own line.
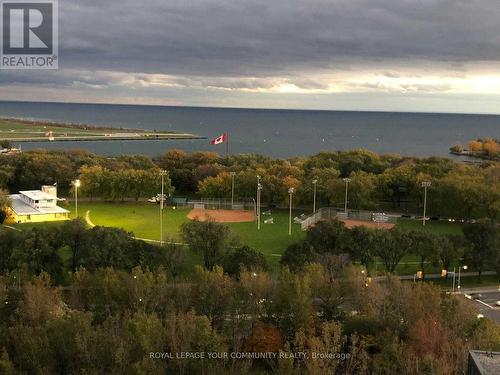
left=210, top=132, right=228, bottom=145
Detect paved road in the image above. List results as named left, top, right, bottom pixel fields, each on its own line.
left=458, top=288, right=500, bottom=324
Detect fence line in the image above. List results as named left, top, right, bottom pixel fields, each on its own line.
left=184, top=197, right=256, bottom=212
left=300, top=207, right=399, bottom=230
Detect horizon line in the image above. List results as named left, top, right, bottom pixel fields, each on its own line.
left=1, top=99, right=500, bottom=117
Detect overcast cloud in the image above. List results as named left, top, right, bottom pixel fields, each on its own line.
left=1, top=0, right=500, bottom=112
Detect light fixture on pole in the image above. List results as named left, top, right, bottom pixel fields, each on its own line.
left=312, top=178, right=318, bottom=213
left=342, top=178, right=351, bottom=214
left=72, top=179, right=81, bottom=218
left=457, top=265, right=467, bottom=289
left=257, top=182, right=262, bottom=230
left=288, top=187, right=295, bottom=236
left=452, top=266, right=456, bottom=292
left=230, top=171, right=236, bottom=208
left=421, top=181, right=431, bottom=226
left=256, top=175, right=262, bottom=230
left=160, top=169, right=167, bottom=246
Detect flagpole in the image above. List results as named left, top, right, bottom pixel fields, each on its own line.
left=226, top=132, right=229, bottom=156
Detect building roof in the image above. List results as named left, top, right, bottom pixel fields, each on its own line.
left=469, top=351, right=500, bottom=374
left=9, top=194, right=69, bottom=215
left=19, top=190, right=55, bottom=201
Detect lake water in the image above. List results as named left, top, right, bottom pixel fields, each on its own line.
left=1, top=101, right=498, bottom=158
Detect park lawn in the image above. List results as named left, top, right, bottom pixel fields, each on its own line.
left=396, top=218, right=463, bottom=235
left=78, top=202, right=188, bottom=240
left=5, top=202, right=464, bottom=275
left=0, top=118, right=102, bottom=138
left=78, top=202, right=306, bottom=270
left=227, top=211, right=306, bottom=270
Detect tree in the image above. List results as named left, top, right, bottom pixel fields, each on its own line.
left=197, top=172, right=232, bottom=198
left=180, top=219, right=232, bottom=270
left=450, top=144, right=463, bottom=153
left=82, top=226, right=137, bottom=270
left=10, top=228, right=64, bottom=283
left=0, top=189, right=11, bottom=224
left=305, top=219, right=345, bottom=254
left=468, top=140, right=483, bottom=152
left=281, top=241, right=316, bottom=272
left=463, top=221, right=499, bottom=281
left=408, top=232, right=440, bottom=279
left=341, top=226, right=375, bottom=271
left=0, top=140, right=12, bottom=149
left=375, top=229, right=410, bottom=273
left=222, top=245, right=268, bottom=276
left=438, top=236, right=463, bottom=275
left=190, top=266, right=235, bottom=327
left=59, top=218, right=87, bottom=272
left=243, top=323, right=284, bottom=353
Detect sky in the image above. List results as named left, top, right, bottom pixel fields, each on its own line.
left=1, top=0, right=500, bottom=113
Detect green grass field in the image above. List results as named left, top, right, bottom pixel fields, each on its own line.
left=76, top=202, right=305, bottom=270
left=0, top=118, right=196, bottom=142
left=6, top=201, right=468, bottom=274
left=0, top=118, right=103, bottom=138
left=396, top=217, right=463, bottom=235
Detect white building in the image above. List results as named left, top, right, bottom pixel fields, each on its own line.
left=7, top=185, right=70, bottom=223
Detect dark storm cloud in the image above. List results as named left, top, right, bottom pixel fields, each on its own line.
left=56, top=0, right=500, bottom=77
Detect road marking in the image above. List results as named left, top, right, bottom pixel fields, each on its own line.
left=475, top=299, right=494, bottom=310
left=3, top=225, right=21, bottom=232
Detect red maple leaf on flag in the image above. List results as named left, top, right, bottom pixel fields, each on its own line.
left=211, top=133, right=228, bottom=145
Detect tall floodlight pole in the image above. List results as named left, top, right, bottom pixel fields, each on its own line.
left=312, top=178, right=318, bottom=213
left=72, top=179, right=81, bottom=218
left=457, top=265, right=467, bottom=290
left=343, top=178, right=351, bottom=214
left=160, top=170, right=167, bottom=246
left=256, top=175, right=262, bottom=230
left=421, top=181, right=431, bottom=226
left=452, top=267, right=456, bottom=292
left=230, top=172, right=236, bottom=208
left=257, top=181, right=262, bottom=230
left=288, top=187, right=295, bottom=236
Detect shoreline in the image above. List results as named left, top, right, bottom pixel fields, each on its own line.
left=0, top=117, right=205, bottom=142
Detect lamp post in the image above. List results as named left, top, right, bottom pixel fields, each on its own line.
left=230, top=172, right=236, bottom=208
left=160, top=170, right=167, bottom=246
left=312, top=178, right=318, bottom=213
left=452, top=266, right=456, bottom=292
left=288, top=187, right=295, bottom=236
left=342, top=178, right=351, bottom=214
left=457, top=265, right=468, bottom=290
left=256, top=175, right=262, bottom=230
left=421, top=181, right=431, bottom=226
left=72, top=179, right=80, bottom=218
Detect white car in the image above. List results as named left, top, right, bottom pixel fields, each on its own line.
left=495, top=301, right=500, bottom=306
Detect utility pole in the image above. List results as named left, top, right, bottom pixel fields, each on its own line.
left=421, top=181, right=431, bottom=226
left=457, top=265, right=467, bottom=290
left=257, top=175, right=262, bottom=230
left=312, top=178, right=318, bottom=213
left=73, top=179, right=80, bottom=217
left=160, top=170, right=167, bottom=246
left=288, top=187, right=295, bottom=236
left=230, top=172, right=236, bottom=208
left=343, top=178, right=351, bottom=214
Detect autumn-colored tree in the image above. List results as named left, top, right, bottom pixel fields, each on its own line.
left=243, top=323, right=284, bottom=353
left=468, top=140, right=483, bottom=152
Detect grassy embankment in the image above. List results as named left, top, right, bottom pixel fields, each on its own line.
left=0, top=118, right=200, bottom=142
